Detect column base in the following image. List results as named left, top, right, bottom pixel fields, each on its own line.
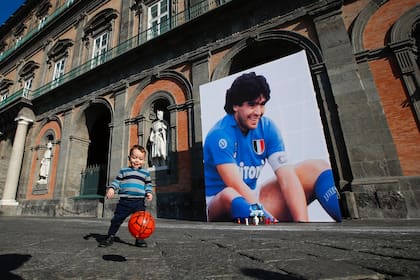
left=0, top=199, right=19, bottom=206
left=0, top=201, right=19, bottom=216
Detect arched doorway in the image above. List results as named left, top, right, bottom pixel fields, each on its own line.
left=81, top=102, right=111, bottom=196
left=229, top=39, right=298, bottom=75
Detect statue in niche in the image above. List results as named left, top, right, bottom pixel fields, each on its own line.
left=149, top=110, right=167, bottom=167
left=37, top=141, right=53, bottom=184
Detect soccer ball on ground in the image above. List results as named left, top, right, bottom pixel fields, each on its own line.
left=128, top=211, right=155, bottom=239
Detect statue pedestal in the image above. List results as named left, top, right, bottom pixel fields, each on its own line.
left=33, top=181, right=48, bottom=195
left=148, top=165, right=168, bottom=171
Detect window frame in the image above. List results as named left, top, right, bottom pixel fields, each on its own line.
left=23, top=77, right=33, bottom=98
left=91, top=31, right=109, bottom=68
left=52, top=57, right=66, bottom=87
left=0, top=93, right=7, bottom=102
left=147, top=0, right=170, bottom=39
left=38, top=16, right=48, bottom=30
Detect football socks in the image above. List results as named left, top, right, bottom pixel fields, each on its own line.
left=231, top=196, right=251, bottom=218
left=314, top=169, right=342, bottom=222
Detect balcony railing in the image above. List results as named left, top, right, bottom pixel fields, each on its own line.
left=0, top=88, right=27, bottom=108
left=1, top=0, right=231, bottom=109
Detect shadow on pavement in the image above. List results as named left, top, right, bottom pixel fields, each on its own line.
left=241, top=268, right=301, bottom=280
left=0, top=253, right=32, bottom=280
left=83, top=233, right=137, bottom=247
left=102, top=255, right=127, bottom=262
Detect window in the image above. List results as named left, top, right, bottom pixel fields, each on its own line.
left=0, top=79, right=12, bottom=103
left=19, top=61, right=39, bottom=95
left=148, top=0, right=169, bottom=39
left=15, top=36, right=23, bottom=46
left=35, top=1, right=51, bottom=31
left=47, top=39, right=72, bottom=86
left=23, top=78, right=33, bottom=98
left=217, top=0, right=229, bottom=4
left=0, top=89, right=8, bottom=102
left=83, top=9, right=116, bottom=67
left=52, top=58, right=65, bottom=87
left=38, top=16, right=47, bottom=30
left=14, top=23, right=25, bottom=47
left=91, top=32, right=109, bottom=68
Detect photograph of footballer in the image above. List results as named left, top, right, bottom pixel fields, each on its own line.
left=200, top=51, right=342, bottom=223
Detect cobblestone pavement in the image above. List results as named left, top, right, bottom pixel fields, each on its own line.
left=0, top=216, right=419, bottom=279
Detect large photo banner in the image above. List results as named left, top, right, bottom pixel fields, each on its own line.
left=200, top=50, right=341, bottom=223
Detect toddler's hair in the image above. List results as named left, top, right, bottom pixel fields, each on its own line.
left=130, top=144, right=146, bottom=156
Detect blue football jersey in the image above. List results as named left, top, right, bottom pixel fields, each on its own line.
left=204, top=114, right=286, bottom=196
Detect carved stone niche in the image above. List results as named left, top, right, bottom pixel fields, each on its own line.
left=33, top=182, right=48, bottom=195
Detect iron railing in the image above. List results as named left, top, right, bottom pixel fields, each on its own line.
left=80, top=164, right=107, bottom=196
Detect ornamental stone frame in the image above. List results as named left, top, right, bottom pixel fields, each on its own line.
left=389, top=5, right=420, bottom=127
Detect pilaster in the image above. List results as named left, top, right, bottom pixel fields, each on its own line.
left=312, top=8, right=402, bottom=181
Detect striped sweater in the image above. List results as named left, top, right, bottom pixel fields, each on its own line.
left=109, top=167, right=153, bottom=198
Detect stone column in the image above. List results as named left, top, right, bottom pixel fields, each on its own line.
left=0, top=116, right=33, bottom=205
left=190, top=53, right=210, bottom=220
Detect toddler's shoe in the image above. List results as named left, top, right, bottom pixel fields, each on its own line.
left=99, top=235, right=114, bottom=247
left=135, top=239, right=147, bottom=247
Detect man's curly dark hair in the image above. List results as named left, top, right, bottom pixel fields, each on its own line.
left=224, top=72, right=271, bottom=114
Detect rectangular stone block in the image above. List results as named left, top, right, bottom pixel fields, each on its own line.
left=376, top=190, right=407, bottom=219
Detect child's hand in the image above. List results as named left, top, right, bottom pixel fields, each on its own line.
left=106, top=188, right=115, bottom=199
left=146, top=193, right=153, bottom=201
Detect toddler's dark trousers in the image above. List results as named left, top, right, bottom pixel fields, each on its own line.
left=107, top=197, right=145, bottom=236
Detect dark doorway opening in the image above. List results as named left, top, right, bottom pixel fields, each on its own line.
left=83, top=103, right=111, bottom=196
left=229, top=40, right=299, bottom=75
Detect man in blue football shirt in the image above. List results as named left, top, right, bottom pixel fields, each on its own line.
left=203, top=72, right=341, bottom=222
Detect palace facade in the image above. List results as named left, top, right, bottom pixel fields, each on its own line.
left=0, top=0, right=419, bottom=220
